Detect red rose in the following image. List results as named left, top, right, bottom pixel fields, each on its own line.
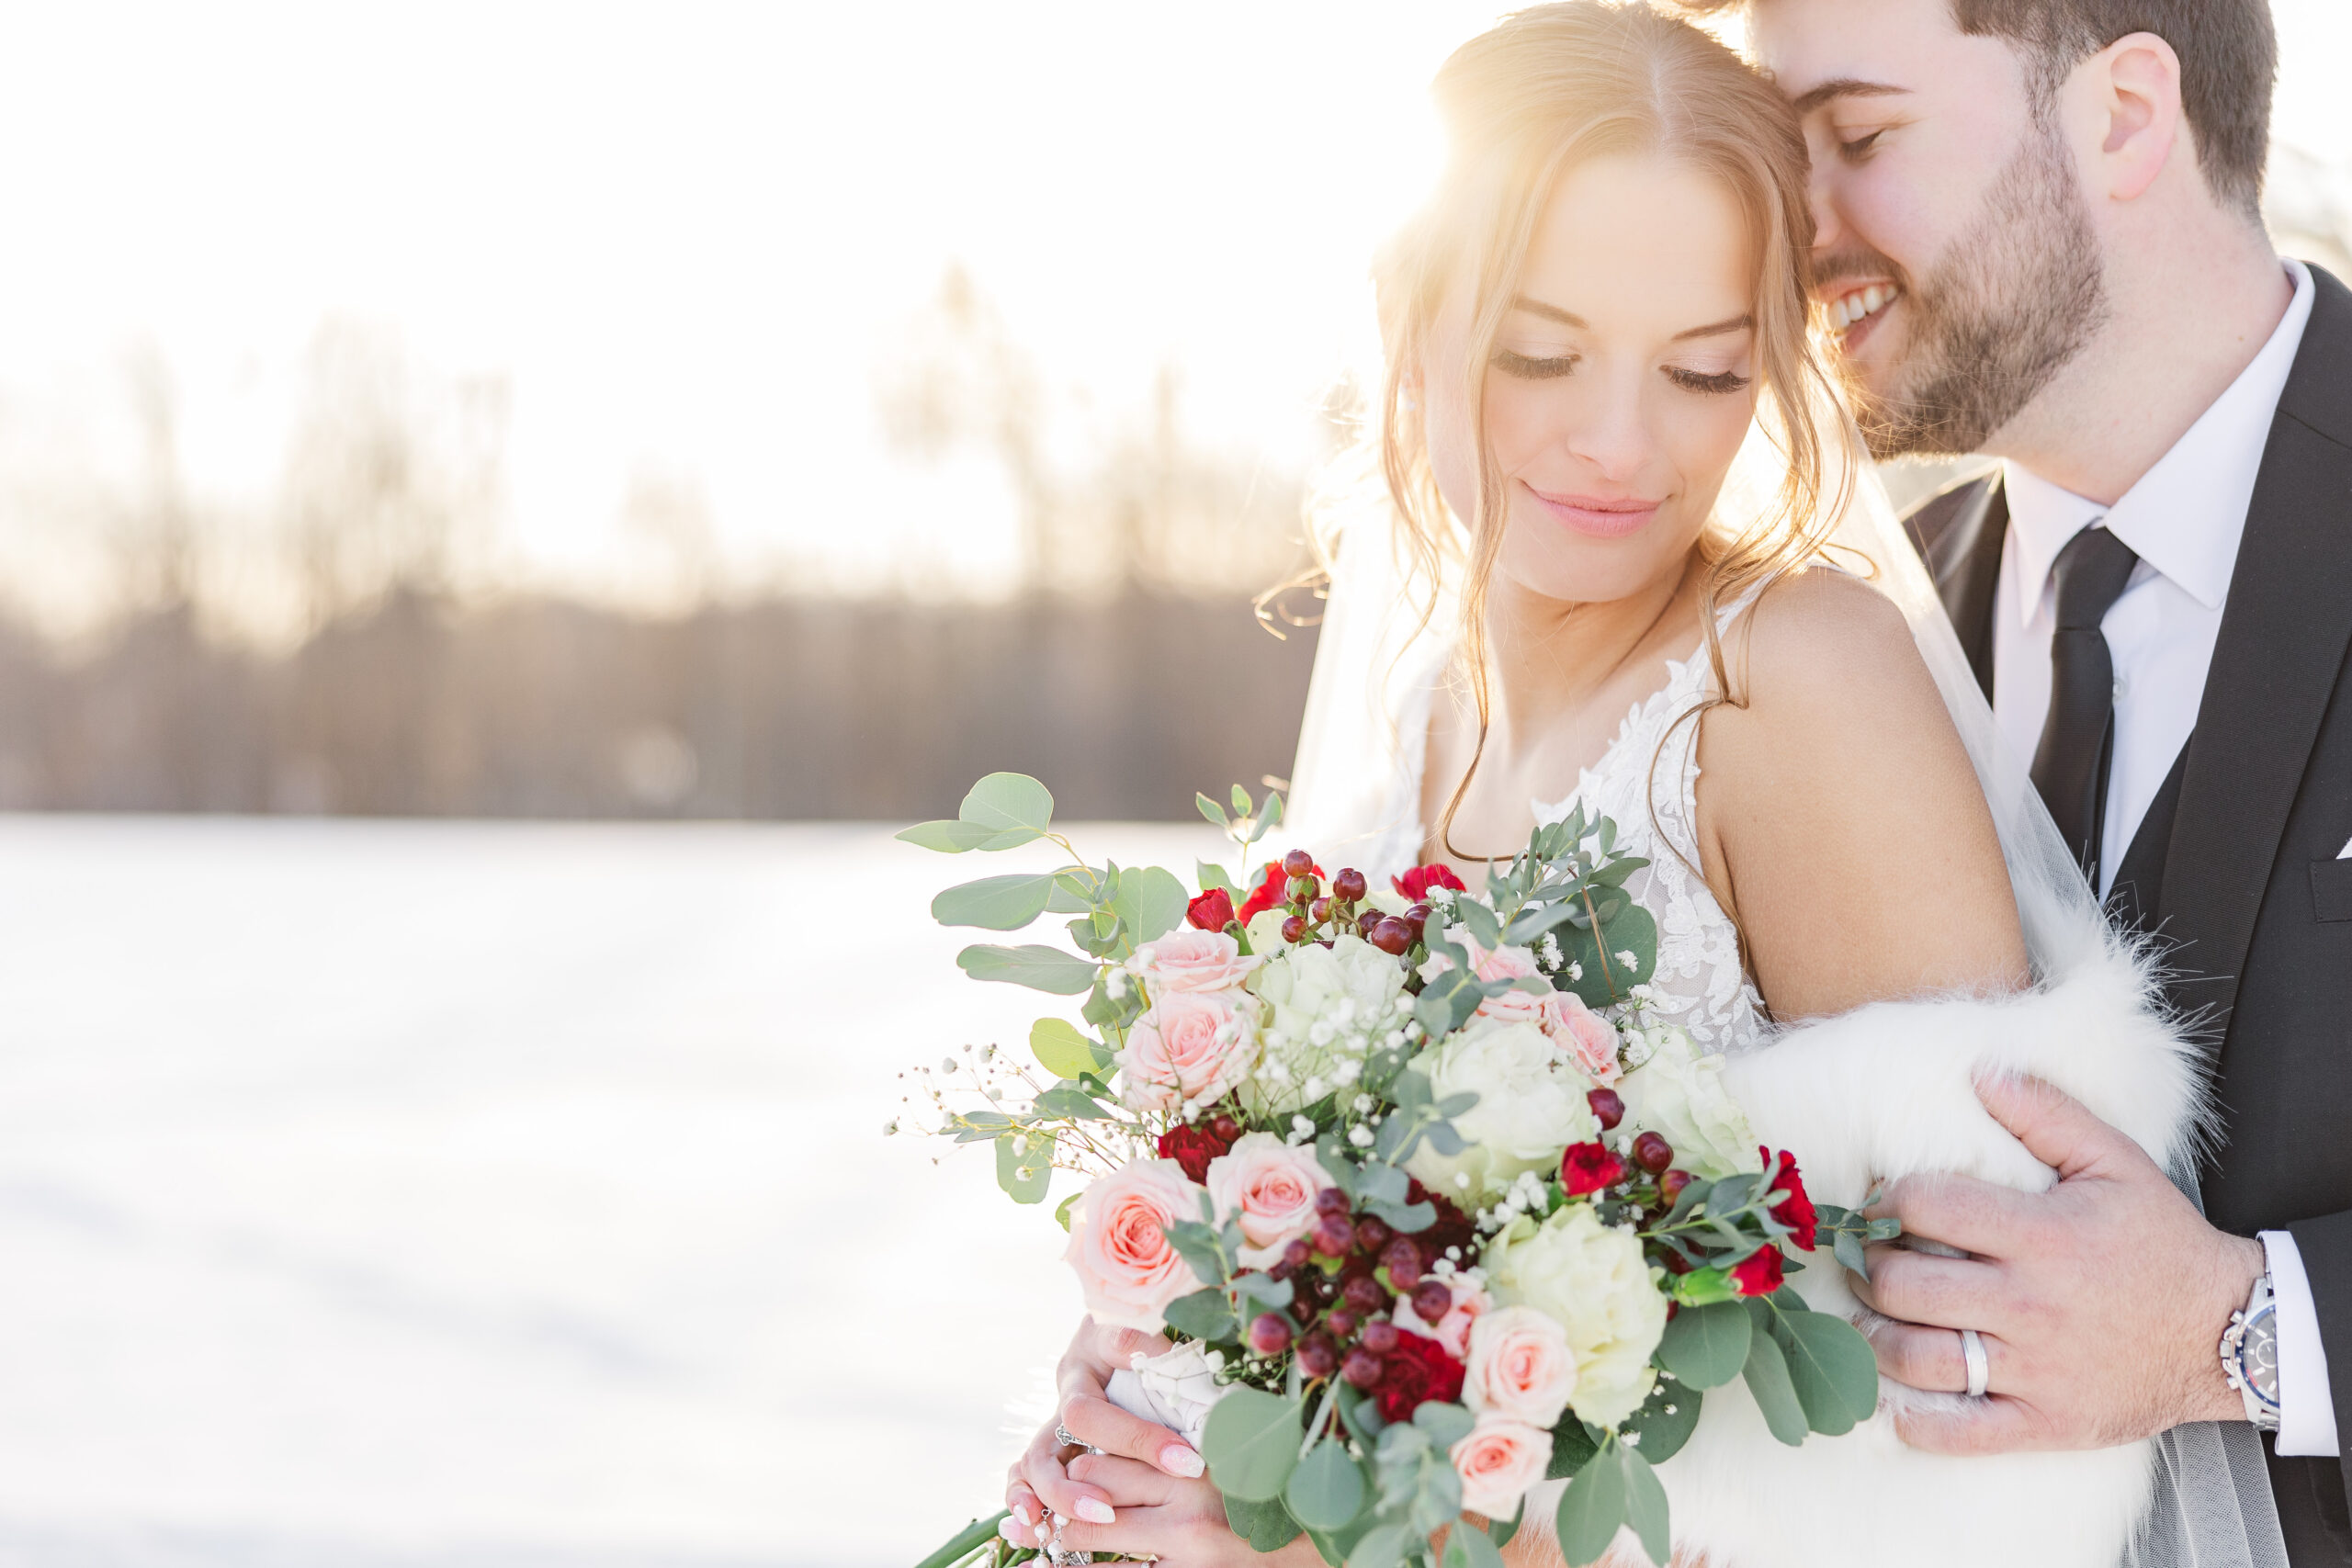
left=1392, top=863, right=1468, bottom=901
left=1372, top=1326, right=1466, bottom=1423
left=1759, top=1146, right=1819, bottom=1251
left=1156, top=1123, right=1233, bottom=1184
left=1186, top=887, right=1238, bottom=932
left=1731, top=1245, right=1785, bottom=1297
left=1235, top=863, right=1287, bottom=925
left=1559, top=1141, right=1628, bottom=1197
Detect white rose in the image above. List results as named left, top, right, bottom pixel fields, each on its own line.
left=1613, top=1025, right=1763, bottom=1180
left=1482, top=1201, right=1667, bottom=1429
left=1245, top=933, right=1409, bottom=1113
left=1403, top=1018, right=1599, bottom=1199
left=1244, top=906, right=1292, bottom=956
left=1104, top=1341, right=1228, bottom=1452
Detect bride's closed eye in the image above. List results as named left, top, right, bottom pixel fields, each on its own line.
left=1492, top=347, right=1579, bottom=379
left=1668, top=366, right=1751, bottom=395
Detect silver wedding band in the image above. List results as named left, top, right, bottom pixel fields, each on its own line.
left=1960, top=1327, right=1990, bottom=1398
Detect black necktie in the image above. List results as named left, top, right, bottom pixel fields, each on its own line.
left=2030, top=525, right=2141, bottom=886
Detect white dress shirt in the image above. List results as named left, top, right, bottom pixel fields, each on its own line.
left=1993, top=258, right=2336, bottom=1456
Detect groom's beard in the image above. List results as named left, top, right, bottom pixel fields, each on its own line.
left=1829, top=121, right=2109, bottom=460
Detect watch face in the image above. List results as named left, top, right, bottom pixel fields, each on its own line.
left=2245, top=1304, right=2281, bottom=1409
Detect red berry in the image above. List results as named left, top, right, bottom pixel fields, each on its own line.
left=1342, top=1274, right=1390, bottom=1314
left=1315, top=1213, right=1355, bottom=1256
left=1380, top=1237, right=1423, bottom=1290
left=1315, top=1187, right=1351, bottom=1217
left=1326, top=1308, right=1359, bottom=1340
left=1291, top=1293, right=1317, bottom=1324
left=1248, top=1313, right=1294, bottom=1356
left=1333, top=869, right=1367, bottom=903
left=1353, top=1215, right=1391, bottom=1254
left=1340, top=1348, right=1383, bottom=1389
left=1281, top=914, right=1308, bottom=944
left=1658, top=1168, right=1694, bottom=1206
left=1296, top=1333, right=1338, bottom=1379
left=1361, top=1320, right=1400, bottom=1355
left=1369, top=917, right=1413, bottom=956
left=1410, top=1279, right=1453, bottom=1323
left=1357, top=909, right=1384, bottom=940
left=1633, top=1131, right=1674, bottom=1174
left=1403, top=903, right=1431, bottom=941
left=1309, top=897, right=1332, bottom=924
left=1283, top=1237, right=1314, bottom=1269
left=1283, top=849, right=1316, bottom=879
left=1587, top=1087, right=1626, bottom=1131
left=1287, top=875, right=1319, bottom=904
left=1211, top=1114, right=1241, bottom=1143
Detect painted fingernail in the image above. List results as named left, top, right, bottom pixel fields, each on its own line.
left=1161, top=1443, right=1204, bottom=1478
left=1012, top=1502, right=1035, bottom=1528
left=999, top=1517, right=1025, bottom=1544
left=1076, top=1498, right=1115, bottom=1525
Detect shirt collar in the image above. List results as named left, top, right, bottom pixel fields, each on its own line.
left=2002, top=257, right=2314, bottom=625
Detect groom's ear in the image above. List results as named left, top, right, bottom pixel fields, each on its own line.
left=2073, top=31, right=2186, bottom=206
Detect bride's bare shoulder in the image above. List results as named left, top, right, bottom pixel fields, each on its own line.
left=1713, top=565, right=1949, bottom=744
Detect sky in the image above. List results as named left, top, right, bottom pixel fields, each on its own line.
left=1, top=1, right=2347, bottom=628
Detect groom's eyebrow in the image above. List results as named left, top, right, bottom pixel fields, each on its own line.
left=1790, top=78, right=1909, bottom=116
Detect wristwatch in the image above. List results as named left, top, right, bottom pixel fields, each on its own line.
left=2220, top=1270, right=2282, bottom=1432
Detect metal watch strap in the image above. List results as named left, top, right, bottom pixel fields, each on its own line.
left=2220, top=1270, right=2281, bottom=1432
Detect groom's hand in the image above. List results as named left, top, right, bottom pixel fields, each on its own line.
left=1844, top=1076, right=2264, bottom=1452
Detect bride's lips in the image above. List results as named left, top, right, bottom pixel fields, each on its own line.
left=1525, top=483, right=1663, bottom=539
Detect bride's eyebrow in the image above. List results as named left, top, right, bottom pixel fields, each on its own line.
left=1673, top=313, right=1753, bottom=342
left=1510, top=295, right=1586, bottom=327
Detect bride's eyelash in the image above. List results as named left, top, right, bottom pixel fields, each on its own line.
left=1668, top=367, right=1751, bottom=395
left=1838, top=130, right=1885, bottom=163
left=1492, top=348, right=1578, bottom=379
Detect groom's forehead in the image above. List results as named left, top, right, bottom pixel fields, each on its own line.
left=1747, top=0, right=1979, bottom=100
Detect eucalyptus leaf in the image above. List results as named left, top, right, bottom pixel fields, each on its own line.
left=1452, top=897, right=1501, bottom=952
left=1284, top=1440, right=1367, bottom=1531
left=957, top=772, right=1055, bottom=846
left=1197, top=860, right=1238, bottom=897
left=1740, top=1324, right=1809, bottom=1446
left=993, top=1129, right=1053, bottom=1204
left=1656, top=1299, right=1752, bottom=1389
left=1198, top=793, right=1231, bottom=828
left=1445, top=1519, right=1505, bottom=1568
left=931, top=874, right=1058, bottom=931
left=896, top=818, right=997, bottom=853
left=956, top=944, right=1099, bottom=995
left=1554, top=1445, right=1628, bottom=1568
left=1411, top=1401, right=1475, bottom=1449
left=1618, top=1441, right=1670, bottom=1567
left=1029, top=1018, right=1109, bottom=1079
left=1223, top=1493, right=1303, bottom=1553
left=1033, top=1085, right=1116, bottom=1121
left=1622, top=1380, right=1702, bottom=1464
left=1054, top=1190, right=1083, bottom=1231
left=1346, top=1523, right=1409, bottom=1568
left=1777, top=1309, right=1881, bottom=1432
left=1163, top=1288, right=1238, bottom=1344
left=1544, top=1413, right=1601, bottom=1480
left=1112, top=865, right=1191, bottom=948
left=1202, top=1388, right=1305, bottom=1502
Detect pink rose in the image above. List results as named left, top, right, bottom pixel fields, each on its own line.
left=1063, top=1158, right=1208, bottom=1331
left=1122, top=990, right=1257, bottom=1111
left=1541, top=991, right=1621, bottom=1085
left=1204, top=1133, right=1337, bottom=1266
left=1450, top=1416, right=1554, bottom=1517
left=1395, top=1273, right=1493, bottom=1360
left=1127, top=931, right=1261, bottom=996
left=1464, top=1305, right=1577, bottom=1428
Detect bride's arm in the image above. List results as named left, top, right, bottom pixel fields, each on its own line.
left=1692, top=569, right=2030, bottom=1019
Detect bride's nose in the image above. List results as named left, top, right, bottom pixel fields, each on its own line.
left=1561, top=379, right=1653, bottom=484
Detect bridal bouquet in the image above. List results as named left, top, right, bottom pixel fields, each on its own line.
left=899, top=773, right=1892, bottom=1568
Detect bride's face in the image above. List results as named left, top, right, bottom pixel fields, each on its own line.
left=1421, top=153, right=1759, bottom=606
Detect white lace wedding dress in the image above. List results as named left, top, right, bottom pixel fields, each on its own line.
left=1283, top=448, right=2284, bottom=1567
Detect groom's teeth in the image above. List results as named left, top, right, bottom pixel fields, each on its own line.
left=1829, top=286, right=1900, bottom=333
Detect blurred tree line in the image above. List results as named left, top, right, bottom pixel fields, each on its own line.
left=0, top=278, right=1328, bottom=819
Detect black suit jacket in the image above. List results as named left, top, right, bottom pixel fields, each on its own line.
left=1905, top=264, right=2352, bottom=1562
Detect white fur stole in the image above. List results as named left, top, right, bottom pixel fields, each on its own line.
left=1648, top=936, right=2207, bottom=1568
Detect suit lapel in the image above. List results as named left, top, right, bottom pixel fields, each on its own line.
left=1917, top=475, right=2007, bottom=701
left=2157, top=266, right=2352, bottom=1034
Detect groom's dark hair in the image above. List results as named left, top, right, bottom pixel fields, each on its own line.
left=1683, top=0, right=2277, bottom=218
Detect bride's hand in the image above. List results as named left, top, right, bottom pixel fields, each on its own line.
left=1001, top=1316, right=1206, bottom=1548
left=1040, top=1460, right=1326, bottom=1567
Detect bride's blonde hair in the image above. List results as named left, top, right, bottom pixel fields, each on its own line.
left=1344, top=0, right=1854, bottom=823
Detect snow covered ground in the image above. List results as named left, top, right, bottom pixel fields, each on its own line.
left=0, top=816, right=1226, bottom=1567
